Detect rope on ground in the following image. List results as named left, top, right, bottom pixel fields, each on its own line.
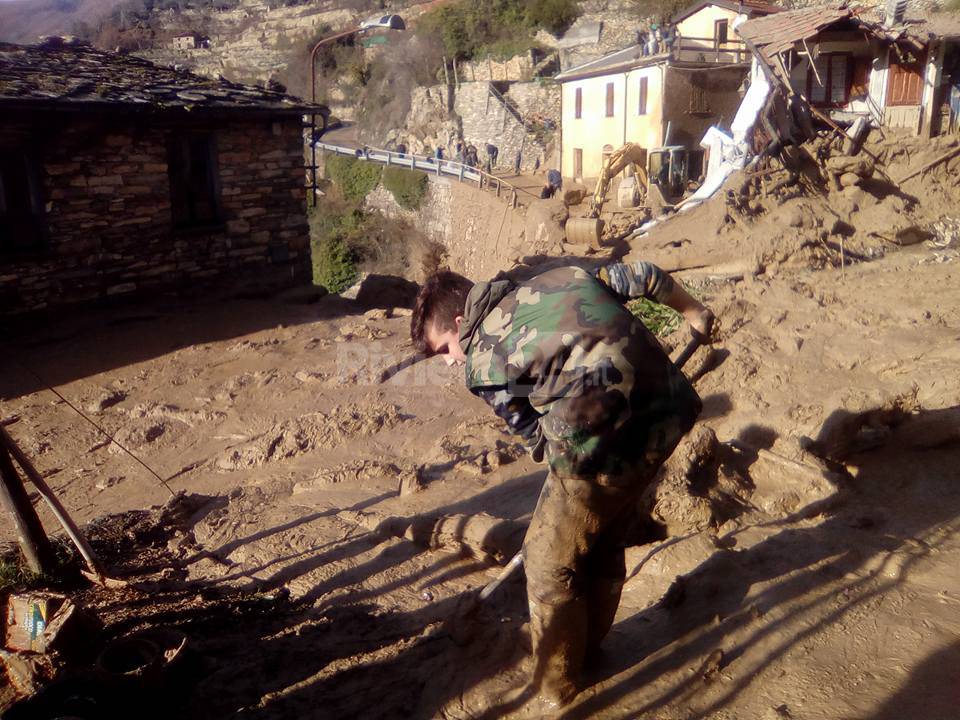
left=14, top=361, right=176, bottom=496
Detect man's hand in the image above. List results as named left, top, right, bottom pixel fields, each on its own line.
left=665, top=285, right=716, bottom=343
left=684, top=307, right=716, bottom=343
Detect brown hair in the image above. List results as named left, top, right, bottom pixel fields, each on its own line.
left=411, top=270, right=474, bottom=354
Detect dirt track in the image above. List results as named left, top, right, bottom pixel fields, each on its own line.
left=2, top=136, right=960, bottom=718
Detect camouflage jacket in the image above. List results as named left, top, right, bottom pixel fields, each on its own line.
left=459, top=262, right=701, bottom=479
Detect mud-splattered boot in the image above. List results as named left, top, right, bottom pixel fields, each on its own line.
left=527, top=594, right=588, bottom=708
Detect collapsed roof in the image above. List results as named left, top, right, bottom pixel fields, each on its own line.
left=738, top=2, right=960, bottom=72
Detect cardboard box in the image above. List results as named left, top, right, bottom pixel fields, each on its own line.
left=4, top=592, right=66, bottom=652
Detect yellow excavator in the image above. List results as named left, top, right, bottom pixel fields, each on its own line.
left=566, top=142, right=690, bottom=246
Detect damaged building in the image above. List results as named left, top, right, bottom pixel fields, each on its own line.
left=0, top=38, right=326, bottom=316
left=737, top=1, right=960, bottom=137
left=555, top=0, right=782, bottom=182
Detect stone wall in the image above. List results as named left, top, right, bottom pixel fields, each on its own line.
left=454, top=82, right=548, bottom=172
left=138, top=2, right=356, bottom=88
left=363, top=175, right=535, bottom=280
left=0, top=113, right=310, bottom=315
left=540, top=0, right=644, bottom=71
left=457, top=54, right=537, bottom=83
left=505, top=81, right=561, bottom=124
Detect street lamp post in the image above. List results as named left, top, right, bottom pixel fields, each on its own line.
left=307, top=14, right=405, bottom=199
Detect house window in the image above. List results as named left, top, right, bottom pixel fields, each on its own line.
left=601, top=144, right=614, bottom=173
left=638, top=76, right=649, bottom=115
left=689, top=80, right=710, bottom=114
left=714, top=19, right=729, bottom=47
left=167, top=132, right=221, bottom=229
left=605, top=82, right=615, bottom=117
left=851, top=57, right=872, bottom=99
left=807, top=53, right=852, bottom=106
left=0, top=148, right=45, bottom=254
left=575, top=87, right=582, bottom=119
left=573, top=148, right=583, bottom=178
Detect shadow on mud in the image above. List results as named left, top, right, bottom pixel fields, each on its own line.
left=0, top=275, right=418, bottom=399
left=8, top=406, right=959, bottom=720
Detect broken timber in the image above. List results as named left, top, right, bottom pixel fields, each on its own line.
left=896, top=145, right=960, bottom=184
left=0, top=426, right=106, bottom=582
left=0, top=442, right=55, bottom=575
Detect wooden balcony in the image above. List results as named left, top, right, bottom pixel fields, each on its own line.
left=670, top=36, right=750, bottom=65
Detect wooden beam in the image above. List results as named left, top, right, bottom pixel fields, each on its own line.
left=0, top=427, right=106, bottom=581
left=0, top=443, right=54, bottom=575
left=896, top=144, right=960, bottom=184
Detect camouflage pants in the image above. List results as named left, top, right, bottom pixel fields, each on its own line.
left=523, top=393, right=695, bottom=702
left=523, top=472, right=649, bottom=702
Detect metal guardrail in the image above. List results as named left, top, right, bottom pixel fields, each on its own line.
left=312, top=140, right=532, bottom=207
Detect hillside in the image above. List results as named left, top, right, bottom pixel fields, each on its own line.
left=0, top=0, right=123, bottom=43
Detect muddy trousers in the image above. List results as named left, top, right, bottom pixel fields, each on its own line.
left=523, top=472, right=651, bottom=702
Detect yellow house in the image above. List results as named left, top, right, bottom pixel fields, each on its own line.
left=556, top=0, right=781, bottom=181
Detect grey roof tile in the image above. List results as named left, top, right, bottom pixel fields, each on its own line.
left=0, top=38, right=324, bottom=115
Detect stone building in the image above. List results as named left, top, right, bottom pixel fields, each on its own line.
left=0, top=38, right=327, bottom=316
left=172, top=33, right=211, bottom=51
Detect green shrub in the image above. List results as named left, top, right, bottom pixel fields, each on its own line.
left=312, top=235, right=358, bottom=293
left=418, top=0, right=581, bottom=61
left=526, top=0, right=580, bottom=36
left=325, top=153, right=382, bottom=203
left=628, top=283, right=703, bottom=337
left=476, top=37, right=539, bottom=61
left=382, top=166, right=429, bottom=210
left=630, top=0, right=689, bottom=23
left=628, top=297, right=681, bottom=337
left=309, top=206, right=363, bottom=292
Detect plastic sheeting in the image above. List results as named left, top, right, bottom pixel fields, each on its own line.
left=628, top=68, right=772, bottom=237
left=679, top=69, right=771, bottom=211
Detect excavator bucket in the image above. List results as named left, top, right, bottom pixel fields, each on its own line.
left=566, top=216, right=603, bottom=247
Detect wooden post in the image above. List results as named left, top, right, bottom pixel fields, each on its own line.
left=0, top=427, right=105, bottom=580
left=0, top=443, right=54, bottom=575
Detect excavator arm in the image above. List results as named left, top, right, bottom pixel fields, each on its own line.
left=587, top=143, right=649, bottom=218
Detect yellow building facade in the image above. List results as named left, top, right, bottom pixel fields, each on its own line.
left=556, top=0, right=780, bottom=181
left=560, top=63, right=665, bottom=180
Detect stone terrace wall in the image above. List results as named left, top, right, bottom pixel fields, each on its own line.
left=458, top=54, right=537, bottom=83
left=364, top=176, right=530, bottom=280
left=454, top=82, right=548, bottom=172
left=506, top=81, right=561, bottom=124
left=0, top=114, right=309, bottom=315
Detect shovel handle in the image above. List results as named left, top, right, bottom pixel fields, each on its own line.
left=478, top=551, right=524, bottom=601
left=673, top=326, right=705, bottom=370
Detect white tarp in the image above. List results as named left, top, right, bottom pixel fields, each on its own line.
left=678, top=70, right=771, bottom=211
left=628, top=66, right=772, bottom=236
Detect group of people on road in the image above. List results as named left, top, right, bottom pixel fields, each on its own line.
left=379, top=136, right=558, bottom=184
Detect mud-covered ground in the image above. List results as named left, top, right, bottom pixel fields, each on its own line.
left=2, top=135, right=960, bottom=719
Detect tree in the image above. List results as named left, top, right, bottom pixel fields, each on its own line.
left=630, top=0, right=689, bottom=24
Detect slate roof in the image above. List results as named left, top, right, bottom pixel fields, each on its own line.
left=0, top=38, right=323, bottom=115
left=554, top=44, right=668, bottom=81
